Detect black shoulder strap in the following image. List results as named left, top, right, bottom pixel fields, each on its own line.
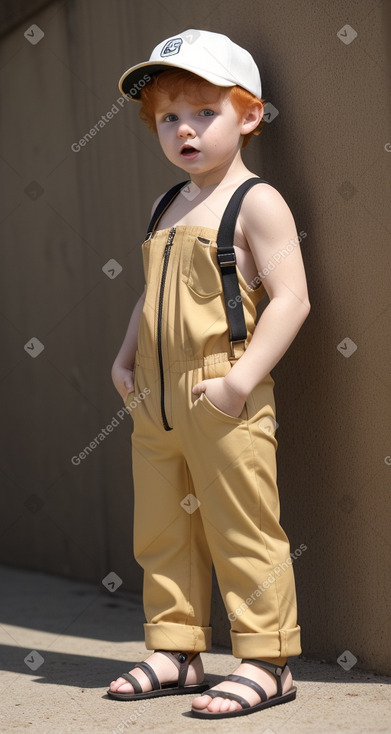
left=216, top=177, right=273, bottom=348
left=146, top=177, right=274, bottom=353
left=146, top=180, right=190, bottom=237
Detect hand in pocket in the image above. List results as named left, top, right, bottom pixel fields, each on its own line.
left=111, top=365, right=135, bottom=403
left=192, top=376, right=245, bottom=418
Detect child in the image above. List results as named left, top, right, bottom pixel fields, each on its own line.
left=108, top=29, right=310, bottom=719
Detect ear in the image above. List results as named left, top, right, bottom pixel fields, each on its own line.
left=240, top=104, right=263, bottom=135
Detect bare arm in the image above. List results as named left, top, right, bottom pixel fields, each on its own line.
left=112, top=289, right=145, bottom=371
left=112, top=194, right=163, bottom=401
left=225, top=184, right=310, bottom=397
left=193, top=184, right=311, bottom=414
left=111, top=289, right=145, bottom=401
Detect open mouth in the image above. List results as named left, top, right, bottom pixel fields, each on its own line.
left=180, top=145, right=199, bottom=157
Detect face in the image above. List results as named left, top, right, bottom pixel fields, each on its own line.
left=154, top=86, right=247, bottom=182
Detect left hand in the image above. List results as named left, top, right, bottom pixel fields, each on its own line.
left=192, top=377, right=246, bottom=418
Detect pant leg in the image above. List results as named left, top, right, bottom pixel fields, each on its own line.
left=177, top=358, right=302, bottom=661
left=130, top=359, right=213, bottom=652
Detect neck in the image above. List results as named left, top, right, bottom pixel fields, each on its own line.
left=186, top=151, right=252, bottom=189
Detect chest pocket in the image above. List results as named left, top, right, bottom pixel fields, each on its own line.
left=181, top=236, right=223, bottom=298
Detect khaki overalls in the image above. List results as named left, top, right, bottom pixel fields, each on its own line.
left=125, top=183, right=302, bottom=662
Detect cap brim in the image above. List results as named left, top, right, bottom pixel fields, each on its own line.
left=118, top=60, right=235, bottom=100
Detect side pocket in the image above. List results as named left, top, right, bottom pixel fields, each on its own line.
left=198, top=391, right=248, bottom=423
left=123, top=361, right=138, bottom=408
left=124, top=388, right=136, bottom=408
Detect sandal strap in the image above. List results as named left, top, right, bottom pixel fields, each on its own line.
left=119, top=672, right=142, bottom=693
left=204, top=688, right=250, bottom=709
left=226, top=673, right=267, bottom=702
left=154, top=650, right=198, bottom=688
left=135, top=661, right=160, bottom=690
left=241, top=658, right=286, bottom=697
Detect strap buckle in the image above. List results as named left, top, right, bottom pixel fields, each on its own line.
left=217, top=250, right=236, bottom=267
left=230, top=339, right=246, bottom=359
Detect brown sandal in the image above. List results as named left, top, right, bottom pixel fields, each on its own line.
left=107, top=650, right=210, bottom=701
left=190, top=658, right=297, bottom=718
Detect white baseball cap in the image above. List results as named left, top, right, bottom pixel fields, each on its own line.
left=118, top=29, right=262, bottom=101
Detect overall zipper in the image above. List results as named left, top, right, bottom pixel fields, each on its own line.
left=157, top=226, right=176, bottom=431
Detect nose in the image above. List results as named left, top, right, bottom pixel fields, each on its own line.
left=177, top=120, right=196, bottom=139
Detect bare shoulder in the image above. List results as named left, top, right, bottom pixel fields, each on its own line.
left=237, top=181, right=309, bottom=307
left=239, top=182, right=296, bottom=238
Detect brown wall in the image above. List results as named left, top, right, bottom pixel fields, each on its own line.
left=1, top=0, right=390, bottom=674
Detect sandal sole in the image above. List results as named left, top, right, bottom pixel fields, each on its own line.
left=190, top=686, right=297, bottom=718
left=107, top=681, right=211, bottom=701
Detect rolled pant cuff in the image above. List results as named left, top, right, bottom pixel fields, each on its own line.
left=144, top=622, right=212, bottom=652
left=230, top=625, right=302, bottom=659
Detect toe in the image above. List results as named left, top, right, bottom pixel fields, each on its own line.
left=192, top=693, right=212, bottom=710
left=192, top=692, right=242, bottom=714
left=109, top=677, right=134, bottom=693
left=218, top=697, right=233, bottom=712
left=208, top=696, right=228, bottom=713
left=207, top=697, right=220, bottom=713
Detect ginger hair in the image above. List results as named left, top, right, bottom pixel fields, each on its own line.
left=138, top=68, right=265, bottom=148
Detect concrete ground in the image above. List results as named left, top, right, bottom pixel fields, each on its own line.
left=0, top=565, right=390, bottom=734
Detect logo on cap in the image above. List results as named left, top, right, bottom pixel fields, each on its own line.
left=161, top=37, right=183, bottom=57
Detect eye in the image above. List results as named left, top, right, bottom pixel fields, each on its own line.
left=199, top=109, right=215, bottom=117
left=162, top=113, right=178, bottom=122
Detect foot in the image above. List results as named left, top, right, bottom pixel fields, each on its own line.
left=191, top=660, right=293, bottom=714
left=109, top=651, right=204, bottom=694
